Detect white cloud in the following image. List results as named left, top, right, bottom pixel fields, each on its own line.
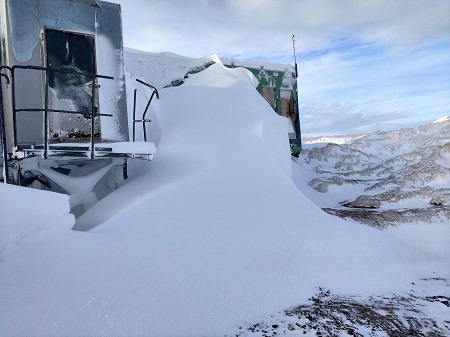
left=299, top=99, right=416, bottom=135
left=297, top=44, right=450, bottom=135
left=116, top=0, right=450, bottom=57
left=114, top=0, right=450, bottom=135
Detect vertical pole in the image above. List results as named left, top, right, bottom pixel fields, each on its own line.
left=44, top=68, right=49, bottom=159
left=11, top=68, right=17, bottom=146
left=133, top=88, right=137, bottom=142
left=292, top=35, right=298, bottom=78
left=141, top=91, right=154, bottom=143
left=0, top=75, right=9, bottom=183
left=90, top=75, right=96, bottom=159
left=143, top=120, right=147, bottom=142
left=92, top=6, right=99, bottom=159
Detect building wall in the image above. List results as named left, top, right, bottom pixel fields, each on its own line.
left=0, top=0, right=128, bottom=150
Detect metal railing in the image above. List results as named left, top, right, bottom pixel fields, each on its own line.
left=133, top=78, right=159, bottom=142
left=0, top=66, right=12, bottom=182
left=9, top=65, right=114, bottom=159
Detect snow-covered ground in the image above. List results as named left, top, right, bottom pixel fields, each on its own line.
left=1, top=50, right=449, bottom=336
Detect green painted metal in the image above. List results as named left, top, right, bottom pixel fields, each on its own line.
left=237, top=66, right=296, bottom=114
left=225, top=62, right=302, bottom=153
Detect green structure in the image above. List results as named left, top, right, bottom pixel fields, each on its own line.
left=225, top=61, right=302, bottom=155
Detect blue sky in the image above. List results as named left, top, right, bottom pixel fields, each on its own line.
left=115, top=0, right=450, bottom=135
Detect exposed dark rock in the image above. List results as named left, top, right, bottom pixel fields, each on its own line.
left=342, top=195, right=381, bottom=209
left=232, top=282, right=450, bottom=337
left=322, top=206, right=450, bottom=229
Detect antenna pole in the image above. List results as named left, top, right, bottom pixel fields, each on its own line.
left=292, top=35, right=298, bottom=78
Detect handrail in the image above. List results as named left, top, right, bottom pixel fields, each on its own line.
left=9, top=65, right=114, bottom=159
left=133, top=78, right=159, bottom=142
left=11, top=65, right=113, bottom=80
left=0, top=65, right=13, bottom=79
left=0, top=73, right=9, bottom=84
left=136, top=78, right=159, bottom=98
left=0, top=68, right=11, bottom=183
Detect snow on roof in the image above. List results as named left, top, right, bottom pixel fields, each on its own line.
left=221, top=56, right=296, bottom=73
left=124, top=47, right=219, bottom=89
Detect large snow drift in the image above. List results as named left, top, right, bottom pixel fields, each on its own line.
left=1, top=52, right=449, bottom=337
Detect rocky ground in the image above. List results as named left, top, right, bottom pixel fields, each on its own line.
left=322, top=206, right=450, bottom=229
left=231, top=278, right=450, bottom=336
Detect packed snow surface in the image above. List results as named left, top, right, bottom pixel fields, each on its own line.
left=1, top=51, right=449, bottom=336
left=0, top=184, right=74, bottom=259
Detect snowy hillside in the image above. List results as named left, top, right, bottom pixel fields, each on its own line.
left=1, top=50, right=449, bottom=337
left=295, top=118, right=450, bottom=229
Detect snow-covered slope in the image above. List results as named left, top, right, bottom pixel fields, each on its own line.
left=1, top=51, right=449, bottom=336
left=294, top=118, right=450, bottom=264
left=295, top=118, right=450, bottom=225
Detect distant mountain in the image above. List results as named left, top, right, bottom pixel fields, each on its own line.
left=295, top=117, right=450, bottom=227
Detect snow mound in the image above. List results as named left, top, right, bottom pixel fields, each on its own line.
left=1, top=50, right=449, bottom=337
left=183, top=60, right=259, bottom=88
left=70, top=61, right=420, bottom=335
